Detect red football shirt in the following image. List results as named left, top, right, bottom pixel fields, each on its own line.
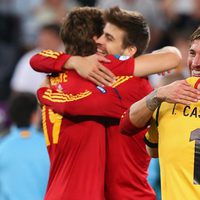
left=31, top=51, right=156, bottom=200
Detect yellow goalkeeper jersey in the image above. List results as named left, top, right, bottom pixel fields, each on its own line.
left=145, top=77, right=200, bottom=200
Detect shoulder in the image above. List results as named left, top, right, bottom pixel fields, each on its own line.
left=0, top=132, right=18, bottom=156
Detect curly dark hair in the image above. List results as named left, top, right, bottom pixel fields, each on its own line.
left=60, top=7, right=105, bottom=56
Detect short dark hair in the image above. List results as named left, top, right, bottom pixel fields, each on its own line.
left=190, top=26, right=200, bottom=42
left=104, top=6, right=150, bottom=57
left=60, top=7, right=105, bottom=56
left=9, top=92, right=38, bottom=128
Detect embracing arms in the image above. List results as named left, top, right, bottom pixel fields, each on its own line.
left=120, top=80, right=200, bottom=135
left=30, top=46, right=182, bottom=86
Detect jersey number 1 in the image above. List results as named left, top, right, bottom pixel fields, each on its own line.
left=190, top=128, right=200, bottom=185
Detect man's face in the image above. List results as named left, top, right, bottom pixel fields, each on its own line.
left=96, top=23, right=131, bottom=56
left=188, top=39, right=200, bottom=77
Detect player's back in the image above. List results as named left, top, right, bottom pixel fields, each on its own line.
left=105, top=76, right=156, bottom=200
left=44, top=116, right=106, bottom=200
left=43, top=71, right=106, bottom=200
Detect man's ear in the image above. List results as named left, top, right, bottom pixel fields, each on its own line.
left=129, top=46, right=137, bottom=57
left=123, top=46, right=137, bottom=56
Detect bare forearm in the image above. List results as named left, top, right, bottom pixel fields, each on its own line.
left=64, top=54, right=114, bottom=86
left=134, top=46, right=182, bottom=76
left=64, top=56, right=81, bottom=69
left=129, top=90, right=163, bottom=128
left=129, top=79, right=200, bottom=128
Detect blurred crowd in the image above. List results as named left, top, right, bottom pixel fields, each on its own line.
left=0, top=0, right=200, bottom=199
left=1, top=0, right=200, bottom=102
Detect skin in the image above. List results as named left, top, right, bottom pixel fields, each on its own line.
left=66, top=23, right=181, bottom=86
left=128, top=39, right=200, bottom=130
left=96, top=23, right=136, bottom=56
left=146, top=39, right=200, bottom=157
left=118, top=39, right=200, bottom=157
left=41, top=20, right=182, bottom=94
left=188, top=39, right=200, bottom=77
left=65, top=22, right=136, bottom=86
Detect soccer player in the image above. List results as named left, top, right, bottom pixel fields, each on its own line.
left=120, top=27, right=200, bottom=200
left=31, top=6, right=181, bottom=200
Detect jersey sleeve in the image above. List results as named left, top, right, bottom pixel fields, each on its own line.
left=144, top=117, right=158, bottom=148
left=104, top=55, right=134, bottom=76
left=37, top=76, right=152, bottom=119
left=119, top=109, right=147, bottom=136
left=30, top=50, right=71, bottom=73
left=37, top=86, right=127, bottom=119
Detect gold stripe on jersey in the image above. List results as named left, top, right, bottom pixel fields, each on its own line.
left=39, top=50, right=63, bottom=59
left=43, top=49, right=62, bottom=56
left=42, top=89, right=92, bottom=103
left=48, top=109, right=63, bottom=144
left=42, top=106, right=50, bottom=146
left=112, top=76, right=133, bottom=88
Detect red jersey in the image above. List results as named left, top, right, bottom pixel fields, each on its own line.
left=31, top=50, right=156, bottom=200
left=41, top=82, right=106, bottom=200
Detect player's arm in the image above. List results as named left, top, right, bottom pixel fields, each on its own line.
left=30, top=50, right=115, bottom=86
left=37, top=75, right=152, bottom=119
left=119, top=109, right=147, bottom=136
left=68, top=46, right=182, bottom=79
left=144, top=118, right=159, bottom=158
left=30, top=47, right=180, bottom=86
left=134, top=46, right=182, bottom=77
left=120, top=80, right=200, bottom=134
left=37, top=86, right=126, bottom=119
left=30, top=50, right=71, bottom=73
